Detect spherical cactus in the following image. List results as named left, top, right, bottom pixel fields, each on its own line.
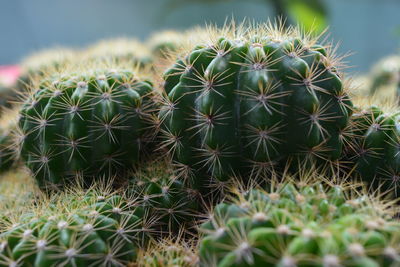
left=18, top=68, right=157, bottom=189
left=159, top=22, right=353, bottom=183
left=0, top=187, right=143, bottom=266
left=368, top=55, right=400, bottom=96
left=84, top=38, right=152, bottom=67
left=17, top=48, right=76, bottom=92
left=128, top=160, right=203, bottom=235
left=344, top=105, right=400, bottom=195
left=148, top=30, right=186, bottom=59
left=136, top=235, right=198, bottom=267
left=199, top=177, right=400, bottom=266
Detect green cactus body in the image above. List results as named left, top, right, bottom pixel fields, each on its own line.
left=0, top=191, right=142, bottom=266
left=160, top=29, right=353, bottom=182
left=199, top=180, right=400, bottom=266
left=18, top=69, right=155, bottom=189
left=345, top=106, right=400, bottom=194
left=129, top=161, right=202, bottom=234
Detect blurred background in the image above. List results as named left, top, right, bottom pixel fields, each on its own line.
left=1, top=0, right=399, bottom=74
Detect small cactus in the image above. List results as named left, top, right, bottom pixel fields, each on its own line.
left=84, top=38, right=152, bottom=67
left=17, top=48, right=76, bottom=91
left=369, top=55, right=400, bottom=97
left=343, top=105, right=400, bottom=195
left=159, top=21, right=353, bottom=183
left=199, top=176, right=400, bottom=266
left=18, top=67, right=157, bottom=189
left=135, top=233, right=199, bottom=267
left=128, top=159, right=203, bottom=235
left=0, top=185, right=144, bottom=266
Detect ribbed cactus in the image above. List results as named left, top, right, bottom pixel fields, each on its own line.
left=18, top=68, right=156, bottom=189
left=160, top=22, right=353, bottom=182
left=199, top=178, right=400, bottom=266
left=344, top=106, right=400, bottom=194
left=129, top=160, right=202, bottom=234
left=0, top=187, right=143, bottom=266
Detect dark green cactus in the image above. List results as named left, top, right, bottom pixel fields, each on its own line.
left=160, top=25, right=353, bottom=183
left=18, top=69, right=156, bottom=189
left=344, top=106, right=400, bottom=195
left=199, top=179, right=400, bottom=266
left=129, top=160, right=202, bottom=235
left=0, top=189, right=143, bottom=266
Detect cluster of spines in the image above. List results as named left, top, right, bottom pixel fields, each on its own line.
left=198, top=176, right=400, bottom=267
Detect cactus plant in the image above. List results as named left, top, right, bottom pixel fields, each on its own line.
left=84, top=38, right=152, bottom=67
left=369, top=55, right=400, bottom=97
left=343, top=105, right=400, bottom=195
left=136, top=233, right=199, bottom=267
left=17, top=48, right=76, bottom=92
left=199, top=177, right=400, bottom=266
left=18, top=67, right=157, bottom=190
left=0, top=185, right=144, bottom=266
left=128, top=159, right=203, bottom=235
left=159, top=21, right=353, bottom=182
left=148, top=30, right=186, bottom=59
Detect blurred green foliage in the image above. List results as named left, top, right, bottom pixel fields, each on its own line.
left=164, top=0, right=327, bottom=33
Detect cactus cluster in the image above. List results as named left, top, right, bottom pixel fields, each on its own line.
left=18, top=68, right=157, bottom=189
left=199, top=177, right=400, bottom=266
left=0, top=185, right=144, bottom=266
left=128, top=160, right=203, bottom=235
left=160, top=23, right=353, bottom=183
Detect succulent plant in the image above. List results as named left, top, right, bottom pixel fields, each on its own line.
left=159, top=21, right=353, bottom=183
left=343, top=105, right=400, bottom=195
left=148, top=30, right=186, bottom=59
left=128, top=159, right=203, bottom=235
left=17, top=48, right=76, bottom=92
left=18, top=68, right=157, bottom=190
left=84, top=38, right=152, bottom=67
left=369, top=55, right=400, bottom=97
left=0, top=184, right=145, bottom=267
left=135, top=233, right=198, bottom=267
left=199, top=177, right=400, bottom=266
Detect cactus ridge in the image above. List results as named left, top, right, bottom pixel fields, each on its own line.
left=18, top=68, right=156, bottom=189
left=199, top=176, right=400, bottom=266
left=160, top=21, right=353, bottom=183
